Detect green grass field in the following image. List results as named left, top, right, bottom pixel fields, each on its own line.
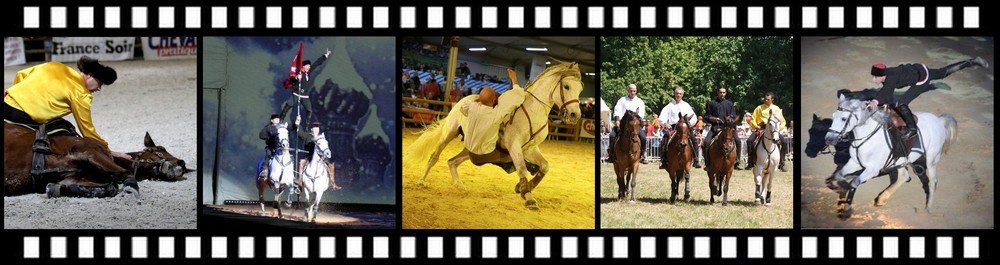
left=600, top=161, right=793, bottom=228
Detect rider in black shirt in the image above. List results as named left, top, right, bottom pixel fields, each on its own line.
left=702, top=87, right=737, bottom=169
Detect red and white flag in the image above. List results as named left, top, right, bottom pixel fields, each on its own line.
left=284, top=43, right=304, bottom=89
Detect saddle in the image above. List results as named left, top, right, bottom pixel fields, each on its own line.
left=5, top=119, right=80, bottom=180
left=886, top=111, right=920, bottom=159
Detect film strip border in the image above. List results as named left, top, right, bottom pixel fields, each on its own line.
left=15, top=4, right=983, bottom=31
left=17, top=235, right=984, bottom=260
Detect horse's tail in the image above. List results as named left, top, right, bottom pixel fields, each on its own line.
left=406, top=120, right=446, bottom=166
left=940, top=114, right=958, bottom=155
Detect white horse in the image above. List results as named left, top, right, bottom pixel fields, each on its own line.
left=256, top=123, right=296, bottom=217
left=824, top=95, right=957, bottom=215
left=406, top=62, right=584, bottom=209
left=300, top=133, right=332, bottom=222
left=754, top=109, right=782, bottom=206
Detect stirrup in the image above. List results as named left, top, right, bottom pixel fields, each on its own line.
left=30, top=124, right=51, bottom=177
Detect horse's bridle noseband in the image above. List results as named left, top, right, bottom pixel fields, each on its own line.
left=131, top=147, right=169, bottom=177
left=526, top=76, right=580, bottom=118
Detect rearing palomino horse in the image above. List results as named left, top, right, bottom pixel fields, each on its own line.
left=407, top=61, right=584, bottom=209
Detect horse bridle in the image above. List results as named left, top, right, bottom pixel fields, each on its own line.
left=131, top=147, right=170, bottom=177
left=711, top=123, right=738, bottom=157
left=525, top=76, right=579, bottom=118
left=829, top=107, right=880, bottom=145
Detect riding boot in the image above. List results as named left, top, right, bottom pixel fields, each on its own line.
left=30, top=124, right=51, bottom=177
left=607, top=135, right=617, bottom=161
left=744, top=150, right=755, bottom=170
left=639, top=136, right=649, bottom=164
left=895, top=104, right=919, bottom=140
left=703, top=144, right=711, bottom=169
left=691, top=138, right=702, bottom=168
left=279, top=102, right=293, bottom=120
left=942, top=57, right=989, bottom=78
left=659, top=144, right=669, bottom=169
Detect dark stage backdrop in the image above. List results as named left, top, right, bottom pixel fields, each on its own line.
left=202, top=37, right=396, bottom=205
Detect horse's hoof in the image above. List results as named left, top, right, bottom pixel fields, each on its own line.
left=684, top=195, right=691, bottom=201
left=755, top=198, right=762, bottom=205
left=838, top=208, right=853, bottom=220
left=45, top=183, right=61, bottom=198
left=874, top=197, right=888, bottom=207
left=525, top=199, right=539, bottom=210
left=123, top=185, right=141, bottom=200
left=764, top=202, right=772, bottom=207
left=723, top=202, right=728, bottom=206
left=629, top=200, right=636, bottom=204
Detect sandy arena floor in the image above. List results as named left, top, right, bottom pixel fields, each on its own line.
left=402, top=128, right=596, bottom=229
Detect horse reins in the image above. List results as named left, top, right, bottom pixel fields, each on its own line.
left=513, top=75, right=579, bottom=147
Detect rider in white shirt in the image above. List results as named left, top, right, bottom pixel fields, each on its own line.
left=611, top=84, right=649, bottom=163
left=658, top=87, right=700, bottom=169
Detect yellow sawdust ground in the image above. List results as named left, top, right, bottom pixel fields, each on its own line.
left=403, top=128, right=595, bottom=229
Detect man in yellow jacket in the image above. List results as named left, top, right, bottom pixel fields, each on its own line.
left=744, top=91, right=786, bottom=171
left=4, top=56, right=127, bottom=158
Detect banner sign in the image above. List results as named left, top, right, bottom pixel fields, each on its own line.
left=141, top=37, right=198, bottom=60
left=50, top=37, right=134, bottom=62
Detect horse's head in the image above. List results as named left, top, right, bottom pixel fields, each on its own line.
left=806, top=113, right=833, bottom=158
left=314, top=133, right=331, bottom=161
left=128, top=132, right=193, bottom=181
left=534, top=61, right=583, bottom=124
left=277, top=122, right=290, bottom=150
left=718, top=116, right=739, bottom=145
left=826, top=95, right=869, bottom=145
left=675, top=113, right=691, bottom=145
left=620, top=110, right=642, bottom=139
left=764, top=109, right=782, bottom=142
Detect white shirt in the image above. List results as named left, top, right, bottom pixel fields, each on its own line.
left=460, top=87, right=527, bottom=155
left=659, top=100, right=697, bottom=127
left=613, top=95, right=646, bottom=120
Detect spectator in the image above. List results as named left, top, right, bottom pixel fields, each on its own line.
left=420, top=73, right=441, bottom=101
left=457, top=62, right=471, bottom=78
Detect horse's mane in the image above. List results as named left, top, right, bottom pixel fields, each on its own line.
left=524, top=60, right=581, bottom=89
left=619, top=110, right=641, bottom=136
left=839, top=98, right=891, bottom=126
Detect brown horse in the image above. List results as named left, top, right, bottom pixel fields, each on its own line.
left=662, top=113, right=694, bottom=203
left=613, top=110, right=643, bottom=203
left=5, top=124, right=191, bottom=198
left=4, top=123, right=129, bottom=197
left=705, top=116, right=739, bottom=205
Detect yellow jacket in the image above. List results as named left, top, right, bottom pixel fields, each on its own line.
left=749, top=104, right=786, bottom=132
left=4, top=62, right=107, bottom=147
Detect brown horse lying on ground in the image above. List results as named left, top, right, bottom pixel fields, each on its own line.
left=705, top=116, right=739, bottom=205
left=614, top=110, right=643, bottom=203
left=4, top=124, right=191, bottom=198
left=662, top=113, right=694, bottom=203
